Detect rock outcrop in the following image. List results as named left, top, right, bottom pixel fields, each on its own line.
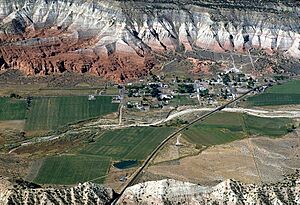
left=118, top=175, right=300, bottom=205
left=0, top=177, right=115, bottom=205
left=0, top=0, right=300, bottom=81
left=0, top=173, right=299, bottom=205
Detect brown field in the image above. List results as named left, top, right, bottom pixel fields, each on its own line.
left=145, top=131, right=300, bottom=186
left=0, top=120, right=25, bottom=130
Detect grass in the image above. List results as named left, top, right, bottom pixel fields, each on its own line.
left=170, top=95, right=198, bottom=106
left=80, top=127, right=174, bottom=160
left=34, top=155, right=110, bottom=185
left=243, top=115, right=292, bottom=136
left=34, top=126, right=174, bottom=185
left=248, top=80, right=300, bottom=106
left=0, top=97, right=27, bottom=120
left=25, top=96, right=119, bottom=131
left=183, top=112, right=293, bottom=145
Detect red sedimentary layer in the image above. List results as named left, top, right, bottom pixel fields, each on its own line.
left=0, top=28, right=154, bottom=82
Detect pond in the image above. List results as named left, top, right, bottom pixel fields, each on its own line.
left=113, top=160, right=139, bottom=169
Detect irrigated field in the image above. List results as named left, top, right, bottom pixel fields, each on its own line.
left=247, top=80, right=300, bottom=106
left=0, top=97, right=27, bottom=120
left=34, top=155, right=110, bottom=185
left=34, top=126, right=174, bottom=184
left=80, top=127, right=174, bottom=160
left=170, top=95, right=198, bottom=106
left=183, top=112, right=293, bottom=145
left=25, top=96, right=119, bottom=131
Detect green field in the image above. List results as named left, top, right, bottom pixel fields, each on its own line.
left=35, top=126, right=174, bottom=184
left=80, top=127, right=174, bottom=160
left=25, top=96, right=119, bottom=131
left=34, top=155, right=110, bottom=185
left=0, top=97, right=27, bottom=120
left=170, top=95, right=198, bottom=106
left=248, top=80, right=300, bottom=106
left=183, top=112, right=293, bottom=145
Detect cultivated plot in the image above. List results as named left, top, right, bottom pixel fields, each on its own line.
left=25, top=96, right=119, bottom=131
left=0, top=97, right=27, bottom=121
left=248, top=80, right=300, bottom=106
left=80, top=127, right=175, bottom=160
left=183, top=112, right=293, bottom=145
left=34, top=155, right=111, bottom=185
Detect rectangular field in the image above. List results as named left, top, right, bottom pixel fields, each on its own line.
left=25, top=96, right=119, bottom=131
left=183, top=112, right=293, bottom=145
left=170, top=95, right=198, bottom=106
left=0, top=97, right=27, bottom=120
left=80, top=127, right=174, bottom=160
left=247, top=80, right=300, bottom=106
left=34, top=155, right=110, bottom=185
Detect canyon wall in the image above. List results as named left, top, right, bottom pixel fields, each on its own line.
left=0, top=0, right=299, bottom=81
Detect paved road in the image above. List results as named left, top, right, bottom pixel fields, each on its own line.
left=111, top=88, right=255, bottom=204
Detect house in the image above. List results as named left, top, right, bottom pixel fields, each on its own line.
left=88, top=95, right=96, bottom=100
left=159, top=94, right=173, bottom=100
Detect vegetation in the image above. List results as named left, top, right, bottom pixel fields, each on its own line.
left=25, top=96, right=119, bottom=131
left=34, top=155, right=110, bottom=185
left=0, top=97, right=27, bottom=120
left=170, top=95, right=198, bottom=106
left=34, top=126, right=174, bottom=185
left=80, top=127, right=174, bottom=160
left=248, top=80, right=300, bottom=106
left=178, top=84, right=194, bottom=93
left=183, top=112, right=293, bottom=145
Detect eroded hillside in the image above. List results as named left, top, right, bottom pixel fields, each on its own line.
left=0, top=0, right=299, bottom=81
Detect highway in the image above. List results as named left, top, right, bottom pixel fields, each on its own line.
left=111, top=88, right=256, bottom=204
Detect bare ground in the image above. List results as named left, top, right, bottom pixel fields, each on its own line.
left=145, top=131, right=300, bottom=186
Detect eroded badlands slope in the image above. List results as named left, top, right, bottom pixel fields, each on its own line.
left=0, top=0, right=299, bottom=81
left=1, top=173, right=299, bottom=205
left=0, top=177, right=115, bottom=205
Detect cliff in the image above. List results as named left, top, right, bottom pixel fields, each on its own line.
left=118, top=175, right=300, bottom=204
left=0, top=0, right=299, bottom=81
left=0, top=177, right=115, bottom=205
left=1, top=173, right=299, bottom=205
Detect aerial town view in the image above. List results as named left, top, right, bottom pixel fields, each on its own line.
left=0, top=0, right=299, bottom=204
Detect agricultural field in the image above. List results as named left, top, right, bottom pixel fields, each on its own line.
left=247, top=80, right=300, bottom=106
left=25, top=96, right=119, bottom=131
left=34, top=126, right=174, bottom=185
left=0, top=97, right=27, bottom=121
left=183, top=112, right=293, bottom=145
left=34, top=155, right=110, bottom=185
left=170, top=95, right=198, bottom=106
left=80, top=127, right=174, bottom=160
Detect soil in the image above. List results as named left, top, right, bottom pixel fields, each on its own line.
left=145, top=132, right=300, bottom=186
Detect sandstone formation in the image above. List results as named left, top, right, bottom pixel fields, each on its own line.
left=0, top=173, right=299, bottom=204
left=0, top=177, right=115, bottom=205
left=118, top=175, right=300, bottom=205
left=0, top=0, right=299, bottom=81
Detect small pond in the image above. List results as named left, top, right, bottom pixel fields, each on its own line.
left=113, top=160, right=139, bottom=169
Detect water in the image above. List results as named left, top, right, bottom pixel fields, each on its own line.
left=113, top=160, right=138, bottom=169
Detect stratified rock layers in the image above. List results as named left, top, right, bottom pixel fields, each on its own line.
left=118, top=177, right=300, bottom=205
left=0, top=0, right=299, bottom=81
left=0, top=177, right=115, bottom=205
left=0, top=174, right=299, bottom=205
